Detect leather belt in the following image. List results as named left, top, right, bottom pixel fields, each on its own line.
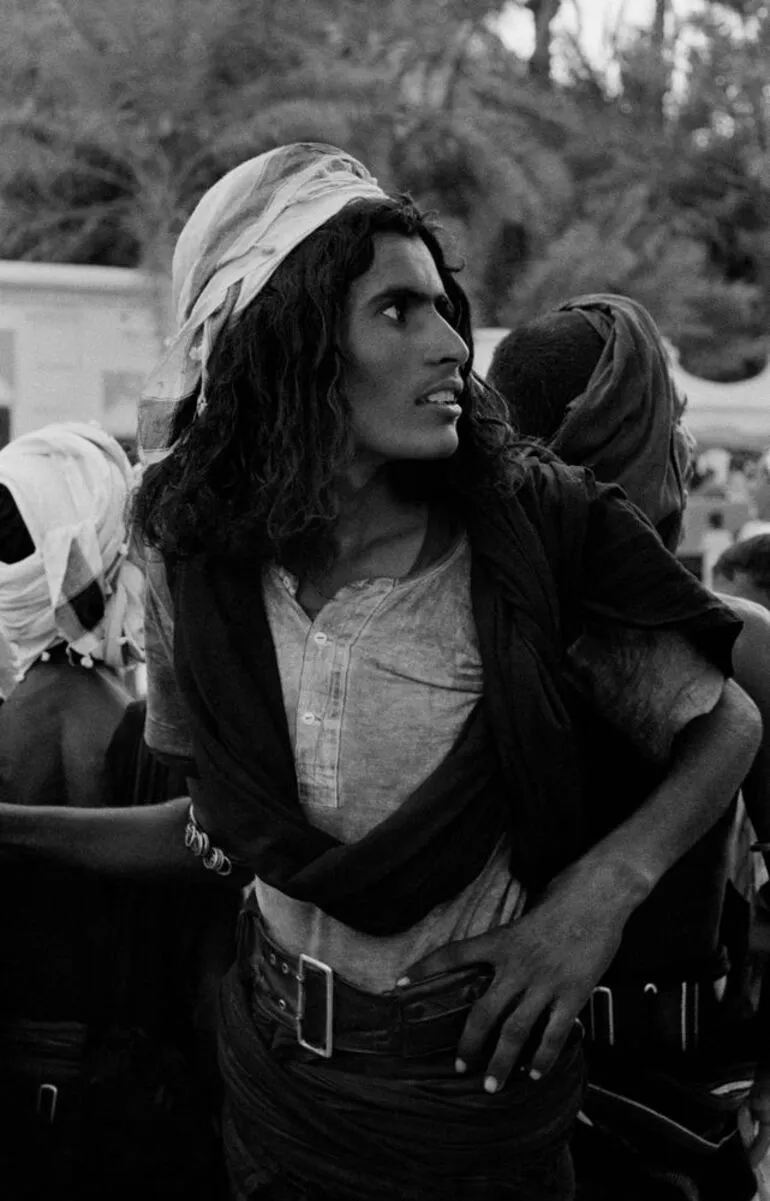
left=245, top=916, right=494, bottom=1060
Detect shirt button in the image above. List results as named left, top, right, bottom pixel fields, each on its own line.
left=313, top=632, right=329, bottom=646
left=301, top=712, right=317, bottom=725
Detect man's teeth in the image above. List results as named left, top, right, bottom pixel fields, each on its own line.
left=420, top=390, right=457, bottom=405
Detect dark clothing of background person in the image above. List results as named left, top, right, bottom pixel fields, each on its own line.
left=488, top=293, right=770, bottom=1198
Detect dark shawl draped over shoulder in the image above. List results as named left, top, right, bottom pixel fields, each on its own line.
left=171, top=460, right=740, bottom=937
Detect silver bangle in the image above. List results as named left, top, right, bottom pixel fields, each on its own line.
left=184, top=803, right=233, bottom=877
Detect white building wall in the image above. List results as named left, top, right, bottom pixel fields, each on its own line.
left=0, top=262, right=162, bottom=443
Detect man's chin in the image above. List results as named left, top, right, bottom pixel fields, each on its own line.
left=409, top=433, right=460, bottom=461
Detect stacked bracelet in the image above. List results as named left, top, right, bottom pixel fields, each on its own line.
left=184, top=803, right=233, bottom=877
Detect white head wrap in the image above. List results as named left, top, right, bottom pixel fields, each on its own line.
left=138, top=142, right=387, bottom=463
left=0, top=421, right=144, bottom=700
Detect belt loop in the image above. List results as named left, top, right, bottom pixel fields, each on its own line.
left=590, top=985, right=615, bottom=1048
left=680, top=981, right=700, bottom=1052
left=236, top=907, right=254, bottom=985
left=36, top=1083, right=58, bottom=1125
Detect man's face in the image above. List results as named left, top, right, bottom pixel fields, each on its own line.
left=340, top=233, right=469, bottom=474
left=713, top=569, right=770, bottom=612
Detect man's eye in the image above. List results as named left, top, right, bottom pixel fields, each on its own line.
left=382, top=302, right=407, bottom=324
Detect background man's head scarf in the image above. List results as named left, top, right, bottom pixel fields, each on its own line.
left=546, top=293, right=693, bottom=539
left=138, top=142, right=387, bottom=464
left=0, top=421, right=144, bottom=700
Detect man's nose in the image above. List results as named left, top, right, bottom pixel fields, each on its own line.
left=428, top=314, right=469, bottom=368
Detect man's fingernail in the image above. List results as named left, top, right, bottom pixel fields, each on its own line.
left=396, top=976, right=410, bottom=987
left=484, top=1076, right=498, bottom=1094
left=529, top=1068, right=542, bottom=1081
left=455, top=1058, right=466, bottom=1074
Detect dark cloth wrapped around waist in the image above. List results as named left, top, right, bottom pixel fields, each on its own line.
left=218, top=954, right=585, bottom=1201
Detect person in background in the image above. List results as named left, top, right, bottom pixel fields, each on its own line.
left=739, top=452, right=770, bottom=542
left=0, top=150, right=761, bottom=1201
left=0, top=421, right=144, bottom=808
left=0, top=424, right=230, bottom=1200
left=0, top=422, right=144, bottom=1196
left=701, top=510, right=734, bottom=588
left=488, top=295, right=770, bottom=1193
left=715, top=536, right=770, bottom=612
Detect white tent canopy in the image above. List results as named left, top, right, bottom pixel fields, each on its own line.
left=473, top=327, right=770, bottom=452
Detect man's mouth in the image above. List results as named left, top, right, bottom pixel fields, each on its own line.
left=416, top=390, right=462, bottom=408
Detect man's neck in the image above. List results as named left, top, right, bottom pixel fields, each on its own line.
left=292, top=468, right=430, bottom=613
left=333, top=467, right=424, bottom=562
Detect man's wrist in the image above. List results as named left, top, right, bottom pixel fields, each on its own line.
left=569, top=850, right=657, bottom=917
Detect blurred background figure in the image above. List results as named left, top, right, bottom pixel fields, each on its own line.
left=489, top=293, right=770, bottom=1201
left=714, top=535, right=770, bottom=613
left=701, top=510, right=734, bottom=588
left=739, top=454, right=770, bottom=542
left=0, top=420, right=229, bottom=1200
left=0, top=421, right=142, bottom=1198
left=0, top=420, right=143, bottom=806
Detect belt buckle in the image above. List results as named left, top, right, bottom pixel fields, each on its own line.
left=297, top=953, right=333, bottom=1058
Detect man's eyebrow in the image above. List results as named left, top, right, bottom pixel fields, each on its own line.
left=367, top=284, right=451, bottom=307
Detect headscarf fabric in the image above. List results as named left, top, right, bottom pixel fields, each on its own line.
left=139, top=143, right=387, bottom=464
left=0, top=421, right=144, bottom=699
left=549, top=293, right=694, bottom=539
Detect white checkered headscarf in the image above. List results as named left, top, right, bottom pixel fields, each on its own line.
left=138, top=142, right=387, bottom=464
left=0, top=421, right=143, bottom=700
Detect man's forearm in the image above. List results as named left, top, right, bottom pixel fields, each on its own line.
left=574, top=678, right=762, bottom=915
left=0, top=797, right=208, bottom=878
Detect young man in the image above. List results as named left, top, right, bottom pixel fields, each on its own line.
left=0, top=153, right=761, bottom=1201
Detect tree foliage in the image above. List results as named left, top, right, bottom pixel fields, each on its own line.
left=1, top=0, right=769, bottom=379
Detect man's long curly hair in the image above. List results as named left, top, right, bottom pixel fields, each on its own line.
left=133, top=195, right=523, bottom=568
